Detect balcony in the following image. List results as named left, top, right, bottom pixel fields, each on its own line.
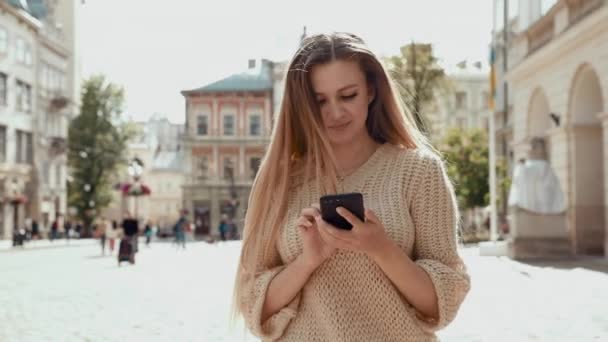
left=523, top=0, right=606, bottom=57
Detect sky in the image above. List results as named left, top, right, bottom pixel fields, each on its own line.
left=81, top=0, right=496, bottom=124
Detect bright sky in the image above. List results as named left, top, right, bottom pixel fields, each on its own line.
left=81, top=0, right=495, bottom=124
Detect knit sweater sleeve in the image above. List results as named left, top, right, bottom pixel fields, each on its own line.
left=409, top=153, right=471, bottom=332
left=242, top=249, right=302, bottom=340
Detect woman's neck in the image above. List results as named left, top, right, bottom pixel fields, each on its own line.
left=332, top=135, right=380, bottom=177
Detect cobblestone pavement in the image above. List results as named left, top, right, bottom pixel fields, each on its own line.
left=1, top=241, right=607, bottom=341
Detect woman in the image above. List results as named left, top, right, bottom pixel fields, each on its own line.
left=233, top=32, right=470, bottom=341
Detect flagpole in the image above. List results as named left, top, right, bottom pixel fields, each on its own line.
left=489, top=0, right=499, bottom=242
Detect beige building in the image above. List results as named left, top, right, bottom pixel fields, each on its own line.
left=504, top=0, right=608, bottom=256
left=426, top=68, right=491, bottom=142
left=181, top=59, right=274, bottom=238
left=103, top=117, right=185, bottom=230
left=0, top=0, right=80, bottom=240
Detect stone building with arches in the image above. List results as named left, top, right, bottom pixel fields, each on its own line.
left=506, top=0, right=608, bottom=256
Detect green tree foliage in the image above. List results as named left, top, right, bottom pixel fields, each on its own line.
left=67, top=75, right=136, bottom=233
left=441, top=128, right=489, bottom=209
left=386, top=42, right=447, bottom=134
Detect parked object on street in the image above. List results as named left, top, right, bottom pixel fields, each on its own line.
left=117, top=238, right=134, bottom=265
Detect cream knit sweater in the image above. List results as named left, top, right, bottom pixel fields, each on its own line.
left=243, top=144, right=470, bottom=341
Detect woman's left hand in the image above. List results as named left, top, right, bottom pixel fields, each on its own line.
left=314, top=207, right=391, bottom=259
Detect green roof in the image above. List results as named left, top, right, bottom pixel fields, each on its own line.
left=183, top=60, right=273, bottom=95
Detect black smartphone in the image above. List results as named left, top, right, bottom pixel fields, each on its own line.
left=320, top=193, right=365, bottom=230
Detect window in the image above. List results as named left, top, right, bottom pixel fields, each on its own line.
left=194, top=156, right=208, bottom=180
left=197, top=115, right=208, bottom=136
left=0, top=126, right=5, bottom=163
left=223, top=114, right=235, bottom=136
left=42, top=161, right=50, bottom=184
left=249, top=114, right=262, bottom=136
left=455, top=91, right=467, bottom=109
left=56, top=164, right=62, bottom=187
left=16, top=38, right=26, bottom=64
left=16, top=130, right=33, bottom=164
left=0, top=73, right=6, bottom=106
left=223, top=156, right=235, bottom=181
left=0, top=27, right=7, bottom=54
left=16, top=80, right=32, bottom=112
left=249, top=157, right=261, bottom=180
left=24, top=45, right=32, bottom=66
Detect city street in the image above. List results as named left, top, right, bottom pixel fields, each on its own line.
left=1, top=241, right=607, bottom=341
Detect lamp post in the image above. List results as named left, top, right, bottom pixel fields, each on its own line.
left=127, top=158, right=144, bottom=220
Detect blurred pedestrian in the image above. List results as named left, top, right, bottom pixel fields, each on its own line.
left=64, top=219, right=72, bottom=243
left=144, top=221, right=152, bottom=247
left=218, top=214, right=229, bottom=241
left=50, top=219, right=59, bottom=242
left=121, top=212, right=139, bottom=263
left=31, top=220, right=39, bottom=239
left=95, top=217, right=107, bottom=255
left=174, top=214, right=187, bottom=250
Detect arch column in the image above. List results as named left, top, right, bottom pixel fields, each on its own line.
left=598, top=112, right=608, bottom=257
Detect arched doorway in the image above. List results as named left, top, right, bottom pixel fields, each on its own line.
left=569, top=64, right=605, bottom=255
left=527, top=88, right=553, bottom=160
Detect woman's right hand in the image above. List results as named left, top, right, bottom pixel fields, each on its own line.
left=297, top=205, right=336, bottom=270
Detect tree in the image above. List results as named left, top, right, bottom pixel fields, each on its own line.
left=67, top=75, right=136, bottom=235
left=386, top=43, right=447, bottom=134
left=441, top=128, right=489, bottom=209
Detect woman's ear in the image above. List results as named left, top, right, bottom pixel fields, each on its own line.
left=367, top=83, right=376, bottom=105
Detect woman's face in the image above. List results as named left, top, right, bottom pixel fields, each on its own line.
left=310, top=59, right=374, bottom=146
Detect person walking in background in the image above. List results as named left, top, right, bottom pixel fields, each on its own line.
left=174, top=214, right=187, bottom=250
left=144, top=222, right=152, bottom=247
left=95, top=217, right=107, bottom=255
left=121, top=212, right=139, bottom=263
left=31, top=220, right=39, bottom=240
left=104, top=217, right=117, bottom=254
left=218, top=214, right=229, bottom=241
left=64, top=218, right=72, bottom=243
left=50, top=219, right=58, bottom=242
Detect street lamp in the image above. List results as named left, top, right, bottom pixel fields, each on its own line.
left=127, top=158, right=144, bottom=220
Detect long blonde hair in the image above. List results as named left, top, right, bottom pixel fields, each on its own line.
left=233, top=32, right=432, bottom=318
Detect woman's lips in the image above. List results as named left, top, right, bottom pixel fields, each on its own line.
left=328, top=122, right=350, bottom=130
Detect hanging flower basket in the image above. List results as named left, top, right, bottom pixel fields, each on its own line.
left=118, top=182, right=151, bottom=197
left=6, top=194, right=28, bottom=205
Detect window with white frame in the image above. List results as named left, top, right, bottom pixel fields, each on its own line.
left=249, top=114, right=262, bottom=136
left=222, top=114, right=235, bottom=136
left=55, top=164, right=62, bottom=187
left=16, top=130, right=33, bottom=164
left=16, top=38, right=26, bottom=64
left=0, top=27, right=7, bottom=54
left=16, top=80, right=32, bottom=112
left=24, top=44, right=32, bottom=66
left=0, top=73, right=7, bottom=106
left=197, top=115, right=208, bottom=136
left=455, top=91, right=467, bottom=110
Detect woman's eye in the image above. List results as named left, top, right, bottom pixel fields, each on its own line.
left=317, top=99, right=326, bottom=105
left=342, top=93, right=357, bottom=101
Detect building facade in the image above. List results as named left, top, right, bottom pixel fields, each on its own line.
left=181, top=59, right=274, bottom=238
left=103, top=117, right=185, bottom=230
left=505, top=0, right=608, bottom=256
left=426, top=69, right=492, bottom=142
left=0, top=0, right=80, bottom=240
